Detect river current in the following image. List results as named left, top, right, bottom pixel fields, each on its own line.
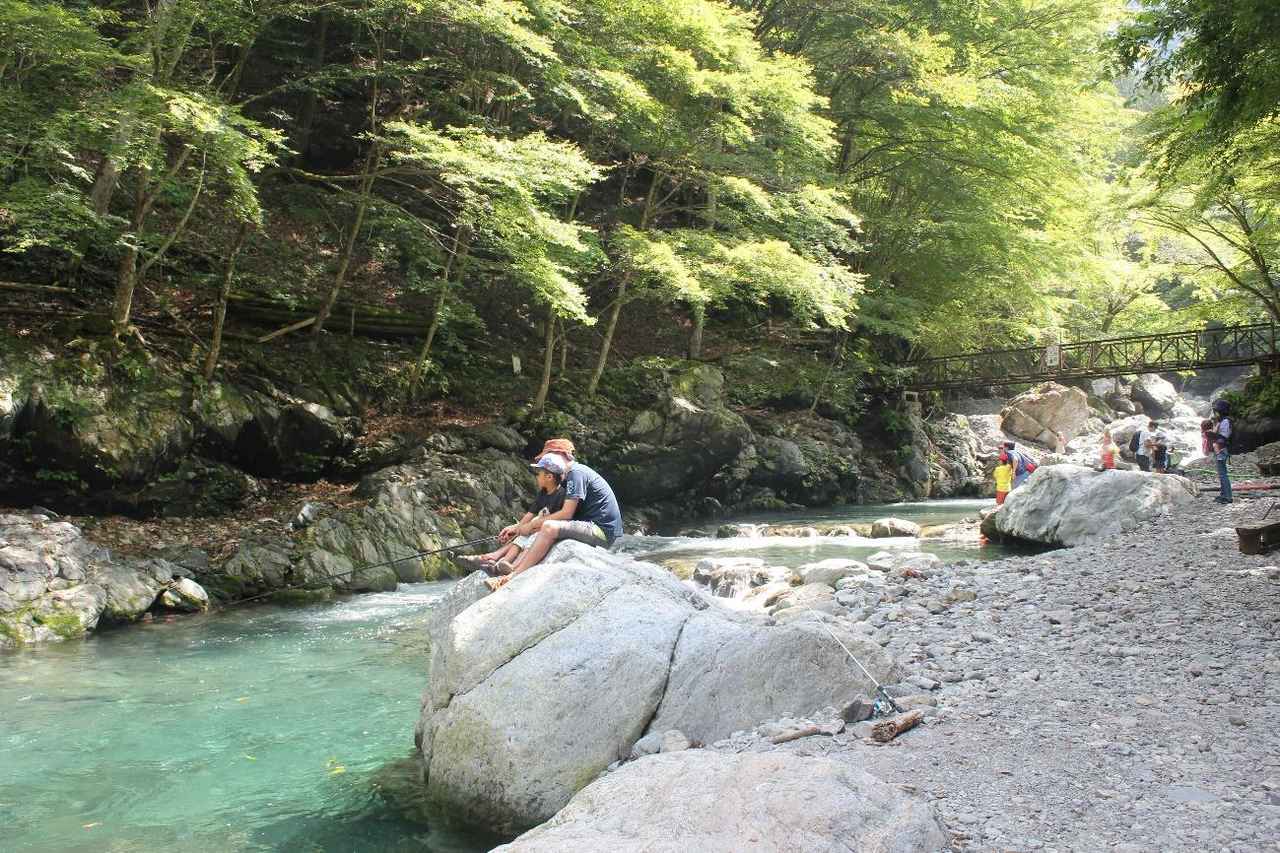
left=2, top=499, right=1002, bottom=851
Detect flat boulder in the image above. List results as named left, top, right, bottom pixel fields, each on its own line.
left=870, top=517, right=921, bottom=538
left=414, top=541, right=894, bottom=834
left=1000, top=382, right=1090, bottom=445
left=496, top=750, right=947, bottom=853
left=980, top=464, right=1196, bottom=547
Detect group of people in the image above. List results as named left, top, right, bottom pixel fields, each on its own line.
left=992, top=441, right=1038, bottom=505
left=458, top=437, right=623, bottom=590
left=992, top=399, right=1235, bottom=505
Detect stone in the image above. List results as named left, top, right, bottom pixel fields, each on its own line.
left=870, top=517, right=922, bottom=538
left=415, top=542, right=894, bottom=834
left=1130, top=374, right=1180, bottom=419
left=159, top=577, right=210, bottom=612
left=494, top=751, right=948, bottom=853
left=1000, top=382, right=1091, bottom=445
left=795, top=558, right=867, bottom=587
left=659, top=730, right=692, bottom=753
left=629, top=731, right=663, bottom=759
left=980, top=465, right=1196, bottom=547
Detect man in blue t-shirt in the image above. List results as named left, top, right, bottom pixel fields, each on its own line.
left=491, top=438, right=623, bottom=588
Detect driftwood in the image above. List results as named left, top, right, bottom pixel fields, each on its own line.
left=768, top=726, right=822, bottom=745
left=871, top=710, right=923, bottom=743
left=0, top=281, right=74, bottom=294
left=256, top=316, right=315, bottom=342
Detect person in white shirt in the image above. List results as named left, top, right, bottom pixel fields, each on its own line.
left=1134, top=420, right=1156, bottom=472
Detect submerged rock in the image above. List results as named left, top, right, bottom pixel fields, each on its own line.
left=495, top=751, right=947, bottom=852
left=980, top=464, right=1197, bottom=547
left=414, top=541, right=895, bottom=834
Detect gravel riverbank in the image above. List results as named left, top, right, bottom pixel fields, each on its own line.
left=722, top=496, right=1280, bottom=851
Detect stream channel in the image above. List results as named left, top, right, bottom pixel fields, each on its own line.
left=1, top=499, right=1013, bottom=851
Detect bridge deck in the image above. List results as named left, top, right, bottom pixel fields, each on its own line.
left=903, top=323, right=1278, bottom=392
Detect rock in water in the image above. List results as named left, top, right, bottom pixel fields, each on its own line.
left=870, top=517, right=921, bottom=538
left=414, top=541, right=895, bottom=834
left=980, top=464, right=1196, bottom=547
left=1000, top=382, right=1090, bottom=445
left=160, top=577, right=210, bottom=612
left=494, top=751, right=947, bottom=853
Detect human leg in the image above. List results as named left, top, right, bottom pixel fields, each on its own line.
left=1216, top=452, right=1232, bottom=502
left=1137, top=455, right=1150, bottom=472
left=501, top=521, right=563, bottom=575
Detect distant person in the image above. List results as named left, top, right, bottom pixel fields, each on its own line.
left=1212, top=400, right=1233, bottom=503
left=1151, top=435, right=1169, bottom=473
left=1200, top=419, right=1216, bottom=457
left=1005, top=441, right=1037, bottom=488
left=1099, top=430, right=1119, bottom=470
left=1132, top=419, right=1156, bottom=472
left=1054, top=431, right=1067, bottom=455
left=489, top=438, right=624, bottom=590
left=461, top=453, right=568, bottom=574
left=993, top=453, right=1014, bottom=505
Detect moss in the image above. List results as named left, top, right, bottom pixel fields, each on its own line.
left=0, top=616, right=25, bottom=645
left=32, top=609, right=84, bottom=640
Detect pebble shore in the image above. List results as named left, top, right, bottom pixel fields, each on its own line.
left=717, top=495, right=1280, bottom=851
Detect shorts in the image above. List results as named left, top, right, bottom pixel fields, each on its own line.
left=512, top=534, right=536, bottom=550
left=557, top=520, right=609, bottom=548
left=995, top=491, right=1008, bottom=505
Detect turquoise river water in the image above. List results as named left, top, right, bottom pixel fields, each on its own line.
left=1, top=498, right=1001, bottom=851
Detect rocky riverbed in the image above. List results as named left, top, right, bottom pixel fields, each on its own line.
left=675, top=496, right=1280, bottom=851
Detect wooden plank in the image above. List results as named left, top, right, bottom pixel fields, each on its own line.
left=256, top=316, right=315, bottom=342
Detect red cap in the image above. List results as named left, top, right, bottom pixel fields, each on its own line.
left=535, top=438, right=576, bottom=462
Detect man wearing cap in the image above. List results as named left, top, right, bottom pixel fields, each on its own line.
left=489, top=437, right=623, bottom=588
left=461, top=452, right=568, bottom=572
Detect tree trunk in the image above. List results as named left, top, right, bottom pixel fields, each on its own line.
left=532, top=304, right=556, bottom=414
left=587, top=275, right=627, bottom=397
left=411, top=226, right=471, bottom=391
left=111, top=178, right=150, bottom=337
left=688, top=303, right=705, bottom=360
left=311, top=27, right=382, bottom=345
left=587, top=170, right=659, bottom=396
left=203, top=222, right=251, bottom=380
left=311, top=144, right=378, bottom=343
left=558, top=318, right=568, bottom=376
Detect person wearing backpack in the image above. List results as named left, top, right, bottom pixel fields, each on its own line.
left=1212, top=400, right=1233, bottom=503
left=1004, top=441, right=1037, bottom=488
left=1131, top=420, right=1155, bottom=472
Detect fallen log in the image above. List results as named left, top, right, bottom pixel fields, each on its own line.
left=871, top=710, right=923, bottom=743
left=768, top=726, right=822, bottom=745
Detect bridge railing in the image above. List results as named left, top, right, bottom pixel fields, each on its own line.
left=903, top=322, right=1278, bottom=391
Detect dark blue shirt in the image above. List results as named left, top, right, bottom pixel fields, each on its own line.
left=563, top=463, right=623, bottom=543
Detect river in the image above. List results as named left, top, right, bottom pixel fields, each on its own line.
left=1, top=499, right=1000, bottom=851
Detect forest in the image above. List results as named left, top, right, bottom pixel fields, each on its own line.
left=1, top=0, right=1278, bottom=414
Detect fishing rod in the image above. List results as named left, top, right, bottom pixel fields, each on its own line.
left=219, top=533, right=500, bottom=609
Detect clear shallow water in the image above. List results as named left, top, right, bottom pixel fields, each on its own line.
left=1, top=499, right=1010, bottom=852
left=0, top=583, right=499, bottom=853
left=623, top=498, right=1018, bottom=569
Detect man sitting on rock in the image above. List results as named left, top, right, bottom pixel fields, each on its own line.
left=488, top=438, right=623, bottom=590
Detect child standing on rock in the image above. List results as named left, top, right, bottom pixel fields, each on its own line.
left=994, top=453, right=1013, bottom=505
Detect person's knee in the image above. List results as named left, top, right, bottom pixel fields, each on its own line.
left=541, top=520, right=564, bottom=540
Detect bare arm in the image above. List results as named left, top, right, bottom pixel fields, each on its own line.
left=520, top=498, right=578, bottom=535
left=500, top=511, right=535, bottom=542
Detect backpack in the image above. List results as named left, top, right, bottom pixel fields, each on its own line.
left=1128, top=432, right=1141, bottom=454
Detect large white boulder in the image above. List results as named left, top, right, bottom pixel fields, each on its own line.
left=980, top=464, right=1196, bottom=547
left=1000, top=382, right=1091, bottom=445
left=414, top=541, right=894, bottom=834
left=496, top=750, right=948, bottom=853
left=1131, top=374, right=1180, bottom=418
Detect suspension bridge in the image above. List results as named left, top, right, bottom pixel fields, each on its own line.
left=901, top=322, right=1279, bottom=392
